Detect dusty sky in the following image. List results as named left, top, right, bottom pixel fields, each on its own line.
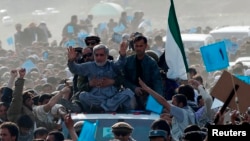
left=1, top=0, right=250, bottom=49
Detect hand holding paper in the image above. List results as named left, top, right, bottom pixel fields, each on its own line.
left=139, top=78, right=171, bottom=111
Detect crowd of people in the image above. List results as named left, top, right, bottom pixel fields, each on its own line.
left=0, top=10, right=250, bottom=141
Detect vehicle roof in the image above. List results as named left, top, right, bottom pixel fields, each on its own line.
left=229, top=57, right=250, bottom=67
left=71, top=113, right=160, bottom=120
left=210, top=26, right=250, bottom=33
left=209, top=26, right=250, bottom=40
left=2, top=16, right=11, bottom=20
left=235, top=56, right=250, bottom=62
left=181, top=33, right=213, bottom=42
left=163, top=33, right=213, bottom=42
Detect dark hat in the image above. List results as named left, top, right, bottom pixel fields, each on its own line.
left=149, top=130, right=167, bottom=138
left=131, top=32, right=143, bottom=38
left=111, top=122, right=133, bottom=133
left=74, top=121, right=84, bottom=134
left=85, top=36, right=101, bottom=45
left=146, top=50, right=159, bottom=62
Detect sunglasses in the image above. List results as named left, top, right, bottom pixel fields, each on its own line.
left=83, top=53, right=92, bottom=58
left=87, top=42, right=97, bottom=46
left=114, top=132, right=129, bottom=136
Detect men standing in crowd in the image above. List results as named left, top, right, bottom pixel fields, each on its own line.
left=83, top=14, right=94, bottom=34
left=123, top=35, right=163, bottom=110
left=22, top=22, right=37, bottom=47
left=139, top=78, right=195, bottom=141
left=37, top=22, right=52, bottom=44
left=14, top=23, right=24, bottom=48
left=61, top=15, right=80, bottom=46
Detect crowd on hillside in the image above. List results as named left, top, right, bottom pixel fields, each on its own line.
left=0, top=10, right=250, bottom=141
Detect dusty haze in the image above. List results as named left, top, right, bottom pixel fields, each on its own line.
left=1, top=0, right=250, bottom=50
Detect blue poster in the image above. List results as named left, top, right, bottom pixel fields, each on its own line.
left=7, top=37, right=14, bottom=46
left=113, top=24, right=125, bottom=33
left=235, top=75, right=250, bottom=84
left=43, top=51, right=49, bottom=60
left=111, top=32, right=122, bottom=44
left=78, top=120, right=98, bottom=141
left=21, top=59, right=37, bottom=73
left=200, top=41, right=229, bottom=72
left=146, top=95, right=163, bottom=114
left=67, top=25, right=74, bottom=33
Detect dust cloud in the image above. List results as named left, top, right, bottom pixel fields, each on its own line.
left=1, top=0, right=250, bottom=50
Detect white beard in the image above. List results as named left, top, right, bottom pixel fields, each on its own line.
left=95, top=60, right=107, bottom=66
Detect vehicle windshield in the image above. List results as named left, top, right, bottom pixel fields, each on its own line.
left=76, top=118, right=153, bottom=141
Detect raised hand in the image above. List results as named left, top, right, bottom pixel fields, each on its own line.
left=10, top=70, right=18, bottom=78
left=64, top=114, right=74, bottom=129
left=18, top=68, right=26, bottom=78
left=188, top=79, right=200, bottom=89
left=67, top=47, right=77, bottom=61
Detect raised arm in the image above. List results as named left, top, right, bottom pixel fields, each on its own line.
left=7, top=68, right=26, bottom=122
left=138, top=78, right=171, bottom=111
left=113, top=41, right=128, bottom=68
left=67, top=47, right=77, bottom=62
left=7, top=70, right=18, bottom=89
left=64, top=114, right=78, bottom=141
left=1, top=70, right=18, bottom=104
left=42, top=86, right=70, bottom=112
left=188, top=79, right=213, bottom=119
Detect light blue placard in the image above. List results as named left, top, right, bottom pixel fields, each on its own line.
left=21, top=59, right=37, bottom=73
left=235, top=75, right=250, bottom=84
left=79, top=120, right=98, bottom=141
left=78, top=32, right=88, bottom=48
left=189, top=27, right=197, bottom=33
left=224, top=39, right=239, bottom=55
left=127, top=16, right=133, bottom=23
left=111, top=32, right=122, bottom=44
left=113, top=24, right=125, bottom=33
left=67, top=25, right=74, bottom=33
left=200, top=41, right=229, bottom=72
left=102, top=127, right=113, bottom=138
left=78, top=31, right=89, bottom=39
left=7, top=36, right=14, bottom=45
left=43, top=51, right=49, bottom=60
left=65, top=39, right=76, bottom=47
left=146, top=95, right=163, bottom=114
left=97, top=23, right=107, bottom=35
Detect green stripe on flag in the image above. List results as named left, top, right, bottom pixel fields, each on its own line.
left=168, top=0, right=189, bottom=73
